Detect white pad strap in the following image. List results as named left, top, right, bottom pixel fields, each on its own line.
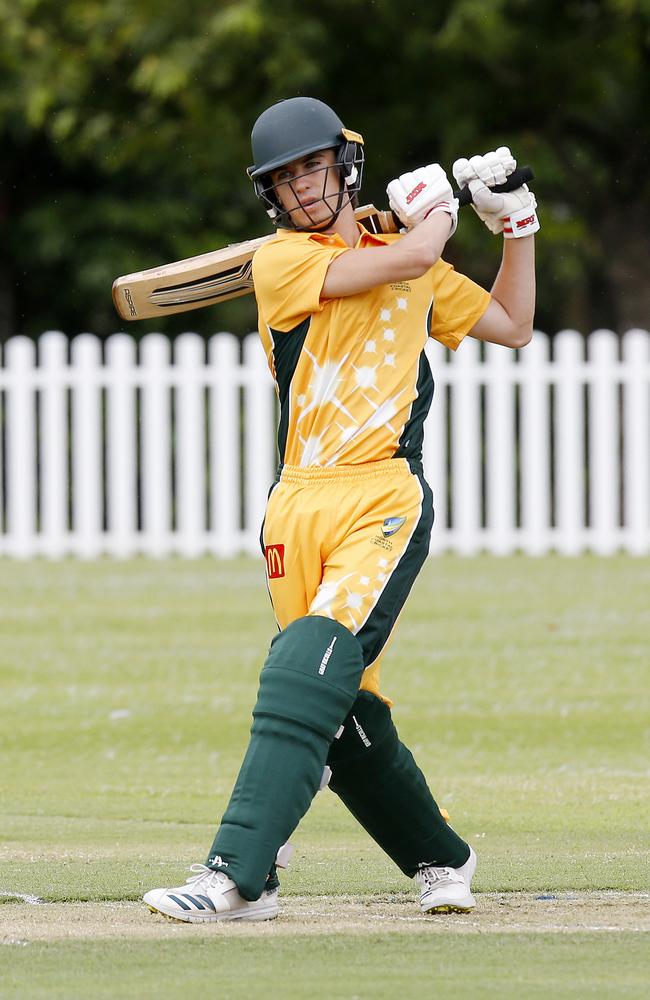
left=319, top=765, right=333, bottom=790
left=275, top=842, right=294, bottom=869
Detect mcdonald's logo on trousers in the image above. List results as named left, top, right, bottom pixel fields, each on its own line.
left=265, top=544, right=285, bottom=579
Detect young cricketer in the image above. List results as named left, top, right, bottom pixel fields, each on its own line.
left=144, top=97, right=538, bottom=922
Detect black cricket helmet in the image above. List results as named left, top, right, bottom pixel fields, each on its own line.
left=247, top=97, right=365, bottom=230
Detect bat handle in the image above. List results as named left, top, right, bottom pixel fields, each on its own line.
left=455, top=165, right=534, bottom=207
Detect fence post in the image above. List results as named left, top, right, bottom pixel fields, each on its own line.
left=622, top=329, right=650, bottom=554
left=450, top=337, right=481, bottom=554
left=520, top=332, right=551, bottom=555
left=140, top=334, right=172, bottom=556
left=5, top=337, right=36, bottom=557
left=588, top=330, right=619, bottom=554
left=40, top=331, right=68, bottom=557
left=208, top=333, right=240, bottom=556
left=175, top=333, right=206, bottom=557
left=484, top=342, right=516, bottom=554
left=555, top=331, right=585, bottom=554
left=106, top=334, right=137, bottom=557
left=71, top=335, right=103, bottom=558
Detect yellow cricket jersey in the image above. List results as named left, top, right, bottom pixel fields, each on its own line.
left=252, top=224, right=490, bottom=468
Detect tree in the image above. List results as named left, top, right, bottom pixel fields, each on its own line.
left=1, top=0, right=648, bottom=339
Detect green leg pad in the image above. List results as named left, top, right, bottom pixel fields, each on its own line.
left=327, top=691, right=470, bottom=876
left=207, top=616, right=364, bottom=900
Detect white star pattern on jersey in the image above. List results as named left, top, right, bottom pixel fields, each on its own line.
left=353, top=365, right=380, bottom=391
left=325, top=388, right=406, bottom=466
left=309, top=572, right=383, bottom=629
left=336, top=422, right=358, bottom=446
left=343, top=583, right=371, bottom=626
left=310, top=574, right=355, bottom=619
left=360, top=390, right=405, bottom=433
left=296, top=349, right=355, bottom=426
left=298, top=432, right=325, bottom=466
left=287, top=281, right=421, bottom=466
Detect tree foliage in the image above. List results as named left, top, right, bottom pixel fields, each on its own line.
left=1, top=0, right=649, bottom=338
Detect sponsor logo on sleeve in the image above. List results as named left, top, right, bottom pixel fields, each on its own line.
left=265, top=544, right=285, bottom=579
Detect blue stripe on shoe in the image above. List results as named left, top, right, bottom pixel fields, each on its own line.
left=181, top=894, right=208, bottom=910
left=167, top=894, right=192, bottom=911
left=195, top=894, right=217, bottom=911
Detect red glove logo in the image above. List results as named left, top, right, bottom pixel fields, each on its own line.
left=406, top=181, right=426, bottom=204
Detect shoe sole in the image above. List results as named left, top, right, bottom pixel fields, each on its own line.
left=423, top=903, right=475, bottom=915
left=145, top=902, right=279, bottom=923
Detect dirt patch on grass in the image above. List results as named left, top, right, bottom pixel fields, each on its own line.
left=1, top=892, right=649, bottom=943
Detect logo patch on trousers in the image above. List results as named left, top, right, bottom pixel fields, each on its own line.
left=381, top=516, right=407, bottom=537
left=265, top=544, right=285, bottom=578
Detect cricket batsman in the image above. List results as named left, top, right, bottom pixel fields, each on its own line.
left=144, top=97, right=538, bottom=921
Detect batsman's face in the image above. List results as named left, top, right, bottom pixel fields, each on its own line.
left=270, top=149, right=341, bottom=229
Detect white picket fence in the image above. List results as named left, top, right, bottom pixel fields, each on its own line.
left=0, top=329, right=648, bottom=558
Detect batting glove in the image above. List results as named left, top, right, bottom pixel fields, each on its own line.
left=452, top=147, right=539, bottom=238
left=387, top=164, right=459, bottom=234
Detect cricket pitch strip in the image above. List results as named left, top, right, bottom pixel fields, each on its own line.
left=1, top=892, right=649, bottom=942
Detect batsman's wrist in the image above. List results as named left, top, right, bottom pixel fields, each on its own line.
left=424, top=198, right=459, bottom=236
left=503, top=202, right=540, bottom=239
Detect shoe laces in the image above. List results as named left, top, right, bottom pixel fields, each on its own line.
left=416, top=864, right=465, bottom=890
left=184, top=864, right=231, bottom=890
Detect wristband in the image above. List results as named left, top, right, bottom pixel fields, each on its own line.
left=424, top=198, right=459, bottom=236
left=503, top=202, right=540, bottom=239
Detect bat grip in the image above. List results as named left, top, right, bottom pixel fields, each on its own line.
left=455, top=166, right=534, bottom=207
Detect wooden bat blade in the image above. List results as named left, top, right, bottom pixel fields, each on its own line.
left=112, top=205, right=397, bottom=321
left=112, top=233, right=273, bottom=320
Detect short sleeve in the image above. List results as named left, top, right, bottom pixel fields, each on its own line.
left=252, top=235, right=349, bottom=332
left=429, top=260, right=491, bottom=351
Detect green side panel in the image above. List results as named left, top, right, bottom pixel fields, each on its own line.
left=394, top=342, right=434, bottom=463
left=269, top=319, right=310, bottom=464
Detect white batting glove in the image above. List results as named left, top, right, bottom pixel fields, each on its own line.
left=387, top=164, right=459, bottom=234
left=452, top=147, right=539, bottom=238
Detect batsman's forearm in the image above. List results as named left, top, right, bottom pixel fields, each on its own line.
left=321, top=212, right=452, bottom=298
left=489, top=236, right=536, bottom=340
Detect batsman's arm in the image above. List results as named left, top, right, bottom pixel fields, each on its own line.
left=321, top=210, right=455, bottom=299
left=468, top=237, right=536, bottom=349
left=321, top=166, right=534, bottom=301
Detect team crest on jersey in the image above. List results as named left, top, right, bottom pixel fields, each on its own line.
left=265, top=544, right=285, bottom=579
left=381, top=516, right=407, bottom=537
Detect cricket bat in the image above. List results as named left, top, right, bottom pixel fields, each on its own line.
left=112, top=167, right=533, bottom=321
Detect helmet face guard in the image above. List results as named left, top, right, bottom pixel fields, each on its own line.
left=252, top=143, right=365, bottom=231
left=248, top=98, right=365, bottom=231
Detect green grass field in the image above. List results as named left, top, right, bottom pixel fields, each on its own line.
left=1, top=556, right=649, bottom=998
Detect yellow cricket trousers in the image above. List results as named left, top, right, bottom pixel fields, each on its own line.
left=261, top=458, right=434, bottom=703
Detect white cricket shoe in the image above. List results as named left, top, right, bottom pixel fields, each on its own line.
left=415, top=846, right=477, bottom=914
left=143, top=864, right=279, bottom=923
